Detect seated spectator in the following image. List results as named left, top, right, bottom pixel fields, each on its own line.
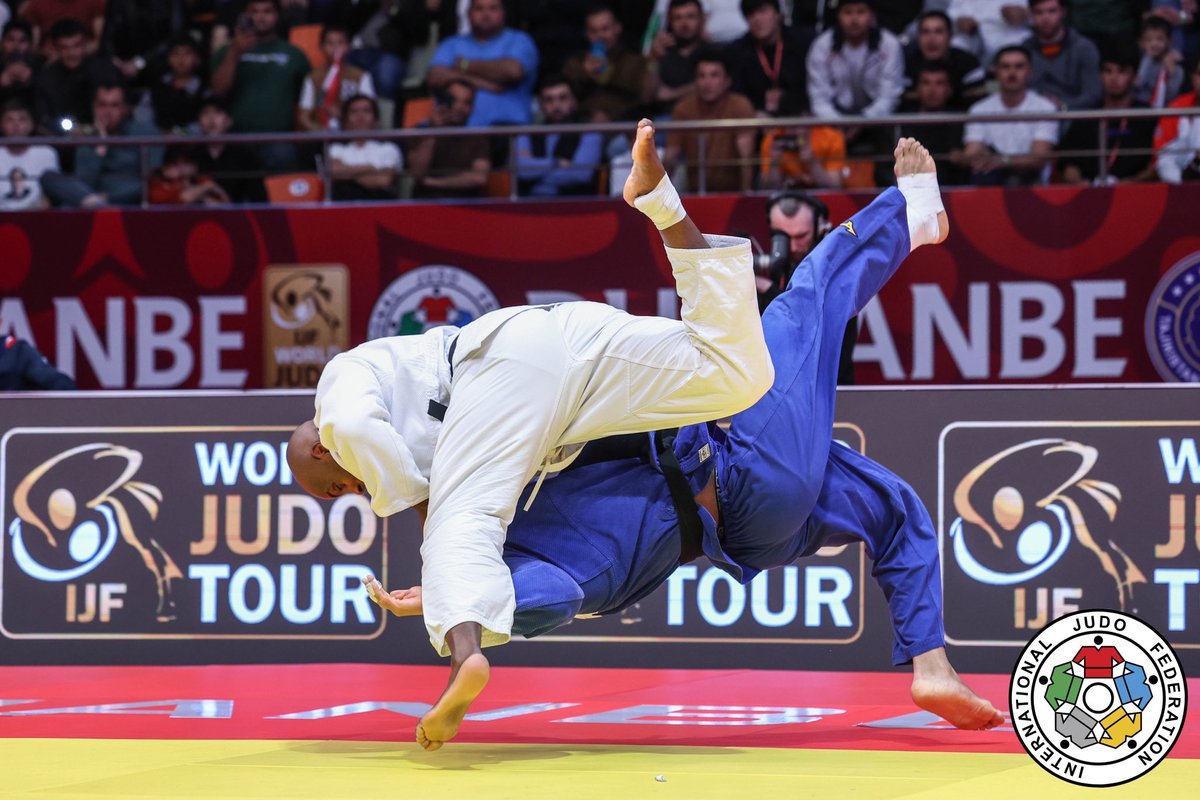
left=41, top=83, right=162, bottom=207
left=561, top=3, right=648, bottom=122
left=1022, top=0, right=1101, bottom=110
left=963, top=46, right=1058, bottom=185
left=666, top=47, right=755, bottom=192
left=148, top=147, right=231, bottom=204
left=947, top=0, right=1031, bottom=63
left=516, top=75, right=603, bottom=197
left=647, top=0, right=705, bottom=115
left=342, top=0, right=449, bottom=103
left=1135, top=16, right=1184, bottom=107
left=188, top=96, right=267, bottom=203
left=33, top=18, right=119, bottom=133
left=905, top=10, right=986, bottom=108
left=408, top=78, right=490, bottom=198
left=0, top=98, right=59, bottom=209
left=1, top=20, right=41, bottom=107
left=19, top=0, right=105, bottom=52
left=1156, top=59, right=1200, bottom=182
left=297, top=23, right=374, bottom=132
left=427, top=0, right=539, bottom=127
left=150, top=35, right=205, bottom=131
left=329, top=94, right=401, bottom=201
left=758, top=96, right=845, bottom=190
left=728, top=0, right=814, bottom=117
left=897, top=62, right=970, bottom=185
left=211, top=0, right=311, bottom=170
left=0, top=334, right=76, bottom=390
left=806, top=0, right=904, bottom=120
left=1059, top=47, right=1157, bottom=184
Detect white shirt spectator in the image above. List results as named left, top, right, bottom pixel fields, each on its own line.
left=1157, top=115, right=1200, bottom=183
left=963, top=91, right=1059, bottom=155
left=0, top=145, right=59, bottom=210
left=806, top=26, right=905, bottom=119
left=329, top=140, right=402, bottom=171
left=948, top=0, right=1031, bottom=63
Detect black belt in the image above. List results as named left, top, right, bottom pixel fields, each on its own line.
left=427, top=335, right=459, bottom=422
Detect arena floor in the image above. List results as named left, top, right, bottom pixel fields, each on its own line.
left=2, top=664, right=1196, bottom=799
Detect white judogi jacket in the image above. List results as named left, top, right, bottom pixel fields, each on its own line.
left=314, top=236, right=773, bottom=656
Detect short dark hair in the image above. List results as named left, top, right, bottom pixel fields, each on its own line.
left=916, top=59, right=953, bottom=80
left=536, top=72, right=572, bottom=94
left=341, top=93, right=378, bottom=121
left=918, top=10, right=951, bottom=31
left=1100, top=43, right=1139, bottom=71
left=1, top=97, right=33, bottom=117
left=198, top=95, right=230, bottom=115
left=243, top=0, right=281, bottom=10
left=2, top=19, right=34, bottom=40
left=166, top=33, right=200, bottom=55
left=739, top=0, right=779, bottom=19
left=994, top=45, right=1031, bottom=66
left=668, top=0, right=702, bottom=12
left=1027, top=0, right=1063, bottom=9
left=838, top=0, right=874, bottom=9
left=92, top=82, right=130, bottom=105
left=584, top=2, right=616, bottom=21
left=1142, top=16, right=1173, bottom=37
left=435, top=78, right=475, bottom=106
left=694, top=44, right=730, bottom=75
left=49, top=18, right=87, bottom=41
left=320, top=22, right=352, bottom=41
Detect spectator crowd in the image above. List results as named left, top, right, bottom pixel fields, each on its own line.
left=1, top=0, right=1200, bottom=209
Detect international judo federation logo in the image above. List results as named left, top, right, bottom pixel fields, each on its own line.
left=949, top=438, right=1144, bottom=611
left=8, top=443, right=181, bottom=621
left=367, top=265, right=499, bottom=340
left=1010, top=611, right=1187, bottom=786
left=1145, top=250, right=1200, bottom=382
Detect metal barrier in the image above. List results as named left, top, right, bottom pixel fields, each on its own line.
left=5, top=105, right=1197, bottom=205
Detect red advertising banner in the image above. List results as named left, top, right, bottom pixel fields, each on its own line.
left=3, top=183, right=1198, bottom=390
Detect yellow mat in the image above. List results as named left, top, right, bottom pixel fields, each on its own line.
left=4, top=739, right=1194, bottom=799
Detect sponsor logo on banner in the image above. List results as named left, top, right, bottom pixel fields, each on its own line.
left=367, top=265, right=499, bottom=340
left=0, top=428, right=385, bottom=639
left=1145, top=250, right=1200, bottom=382
left=1009, top=610, right=1187, bottom=787
left=940, top=423, right=1200, bottom=649
left=536, top=425, right=867, bottom=645
left=262, top=265, right=349, bottom=388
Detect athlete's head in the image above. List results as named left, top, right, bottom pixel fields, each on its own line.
left=287, top=420, right=366, bottom=500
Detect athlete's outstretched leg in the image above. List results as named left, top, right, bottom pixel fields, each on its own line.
left=716, top=139, right=946, bottom=567
left=800, top=444, right=1004, bottom=730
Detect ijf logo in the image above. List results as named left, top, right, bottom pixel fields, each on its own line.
left=7, top=443, right=180, bottom=623
left=1010, top=610, right=1187, bottom=786
left=949, top=438, right=1143, bottom=611
left=1145, top=250, right=1200, bottom=382
left=367, top=265, right=499, bottom=340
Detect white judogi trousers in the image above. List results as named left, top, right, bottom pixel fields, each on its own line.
left=420, top=234, right=771, bottom=655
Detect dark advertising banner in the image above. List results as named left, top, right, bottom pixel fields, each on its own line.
left=0, top=388, right=1198, bottom=676
left=4, top=183, right=1200, bottom=389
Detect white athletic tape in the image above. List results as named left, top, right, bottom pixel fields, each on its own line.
left=633, top=173, right=687, bottom=230
left=897, top=172, right=944, bottom=251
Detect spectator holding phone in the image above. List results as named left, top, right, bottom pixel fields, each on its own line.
left=562, top=3, right=649, bottom=121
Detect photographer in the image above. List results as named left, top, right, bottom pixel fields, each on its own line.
left=760, top=191, right=856, bottom=383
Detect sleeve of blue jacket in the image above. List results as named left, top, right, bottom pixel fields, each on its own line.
left=507, top=554, right=585, bottom=638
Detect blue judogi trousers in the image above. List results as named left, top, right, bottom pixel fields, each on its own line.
left=504, top=188, right=945, bottom=665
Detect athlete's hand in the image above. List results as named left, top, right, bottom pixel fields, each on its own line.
left=362, top=575, right=423, bottom=616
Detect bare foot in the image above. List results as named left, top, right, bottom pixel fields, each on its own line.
left=910, top=647, right=1005, bottom=731
left=893, top=137, right=949, bottom=245
left=415, top=652, right=490, bottom=751
left=623, top=118, right=667, bottom=207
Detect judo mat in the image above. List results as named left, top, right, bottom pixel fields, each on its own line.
left=2, top=664, right=1196, bottom=799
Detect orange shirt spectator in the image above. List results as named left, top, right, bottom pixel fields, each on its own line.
left=759, top=125, right=846, bottom=189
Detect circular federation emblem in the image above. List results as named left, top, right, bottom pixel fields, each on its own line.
left=367, top=265, right=500, bottom=340
left=1009, top=610, right=1188, bottom=787
left=1145, top=250, right=1200, bottom=381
